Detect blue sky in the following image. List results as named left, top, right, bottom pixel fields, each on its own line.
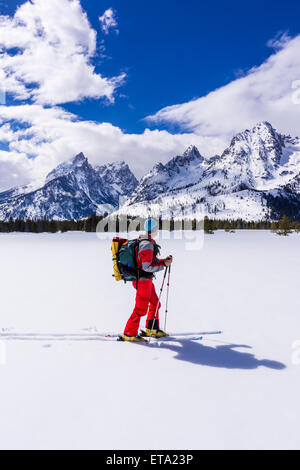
left=81, top=0, right=300, bottom=134
left=63, top=0, right=300, bottom=133
left=0, top=0, right=300, bottom=189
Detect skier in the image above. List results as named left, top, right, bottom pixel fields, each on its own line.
left=123, top=218, right=173, bottom=342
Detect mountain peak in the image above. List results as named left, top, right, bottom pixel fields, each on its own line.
left=96, top=160, right=128, bottom=172
left=163, top=145, right=203, bottom=171
left=218, top=121, right=287, bottom=188
left=251, top=121, right=278, bottom=138
left=72, top=152, right=87, bottom=166
left=254, top=121, right=273, bottom=130
left=45, top=152, right=89, bottom=183
left=229, top=121, right=280, bottom=146
left=182, top=145, right=202, bottom=160
left=95, top=160, right=138, bottom=199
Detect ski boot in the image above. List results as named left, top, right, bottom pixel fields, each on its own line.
left=121, top=334, right=147, bottom=343
left=144, top=328, right=167, bottom=338
left=142, top=319, right=167, bottom=338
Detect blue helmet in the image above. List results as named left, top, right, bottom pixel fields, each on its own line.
left=144, top=218, right=158, bottom=233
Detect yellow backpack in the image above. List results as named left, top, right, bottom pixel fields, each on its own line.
left=111, top=237, right=126, bottom=281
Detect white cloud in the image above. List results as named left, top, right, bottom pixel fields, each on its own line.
left=0, top=0, right=125, bottom=105
left=148, top=34, right=300, bottom=141
left=0, top=104, right=221, bottom=191
left=0, top=149, right=35, bottom=192
left=267, top=31, right=291, bottom=50
left=99, top=8, right=118, bottom=35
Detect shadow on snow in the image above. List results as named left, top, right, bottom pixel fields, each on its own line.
left=149, top=339, right=286, bottom=370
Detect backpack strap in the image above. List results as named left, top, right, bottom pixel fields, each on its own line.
left=135, top=238, right=141, bottom=289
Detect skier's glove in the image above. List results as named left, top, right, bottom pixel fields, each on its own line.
left=163, top=256, right=173, bottom=267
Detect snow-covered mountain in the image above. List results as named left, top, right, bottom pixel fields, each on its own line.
left=127, top=145, right=207, bottom=204
left=0, top=153, right=138, bottom=220
left=0, top=122, right=299, bottom=221
left=120, top=122, right=300, bottom=221
left=95, top=161, right=138, bottom=204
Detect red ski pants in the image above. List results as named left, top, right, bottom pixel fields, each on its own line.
left=124, top=279, right=161, bottom=337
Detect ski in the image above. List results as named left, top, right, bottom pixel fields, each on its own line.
left=0, top=330, right=221, bottom=343
left=117, top=335, right=149, bottom=343
left=164, top=330, right=222, bottom=337
left=118, top=334, right=203, bottom=344
left=153, top=335, right=203, bottom=342
left=139, top=330, right=204, bottom=341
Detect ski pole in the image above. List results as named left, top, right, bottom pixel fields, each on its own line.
left=149, top=267, right=168, bottom=343
left=163, top=265, right=171, bottom=332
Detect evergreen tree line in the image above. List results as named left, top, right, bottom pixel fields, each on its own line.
left=0, top=214, right=299, bottom=235
left=203, top=215, right=300, bottom=235
left=0, top=214, right=103, bottom=233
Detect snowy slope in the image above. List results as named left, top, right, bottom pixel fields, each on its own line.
left=121, top=122, right=300, bottom=221
left=0, top=231, right=299, bottom=450
left=0, top=153, right=138, bottom=220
